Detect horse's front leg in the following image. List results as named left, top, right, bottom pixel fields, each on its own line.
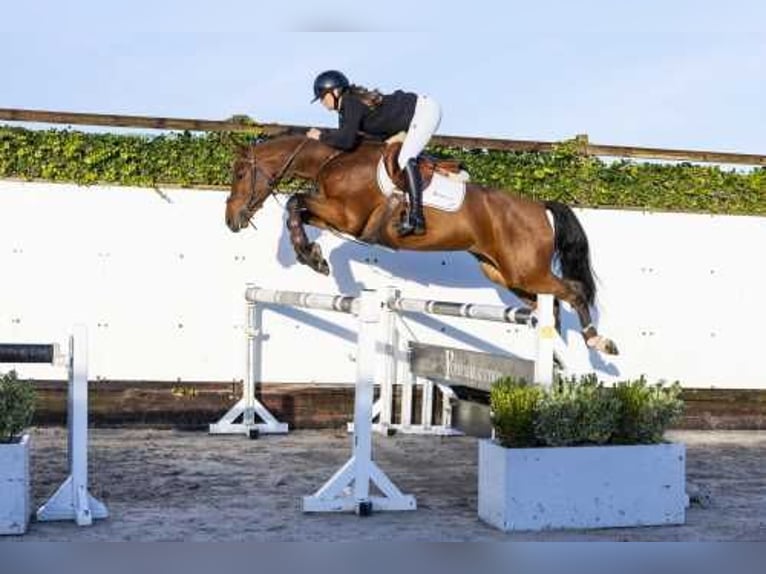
left=286, top=194, right=329, bottom=275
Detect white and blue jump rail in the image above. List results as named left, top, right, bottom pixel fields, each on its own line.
left=211, top=283, right=557, bottom=438
left=0, top=326, right=107, bottom=526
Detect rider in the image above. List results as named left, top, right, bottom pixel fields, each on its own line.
left=306, top=70, right=441, bottom=237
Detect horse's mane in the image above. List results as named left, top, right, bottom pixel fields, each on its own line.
left=274, top=127, right=308, bottom=137
left=253, top=133, right=386, bottom=155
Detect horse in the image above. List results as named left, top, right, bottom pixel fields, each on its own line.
left=225, top=135, right=618, bottom=355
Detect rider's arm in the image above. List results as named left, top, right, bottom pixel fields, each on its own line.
left=319, top=97, right=365, bottom=150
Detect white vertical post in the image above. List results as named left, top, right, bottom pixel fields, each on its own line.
left=36, top=325, right=108, bottom=526
left=377, top=286, right=399, bottom=432
left=438, top=384, right=456, bottom=428
left=303, top=289, right=416, bottom=514
left=351, top=289, right=379, bottom=505
left=535, top=294, right=555, bottom=387
left=243, top=299, right=256, bottom=429
left=399, top=335, right=414, bottom=429
left=420, top=378, right=434, bottom=430
left=69, top=324, right=92, bottom=525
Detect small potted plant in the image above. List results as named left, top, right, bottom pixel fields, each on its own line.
left=0, top=370, right=36, bottom=535
left=478, top=374, right=686, bottom=532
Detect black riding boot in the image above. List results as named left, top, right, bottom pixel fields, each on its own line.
left=397, top=158, right=426, bottom=236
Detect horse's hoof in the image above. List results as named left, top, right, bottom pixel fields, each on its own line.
left=317, top=260, right=330, bottom=275
left=308, top=243, right=330, bottom=276
left=587, top=335, right=619, bottom=355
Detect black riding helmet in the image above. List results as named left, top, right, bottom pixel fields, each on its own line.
left=312, top=70, right=350, bottom=102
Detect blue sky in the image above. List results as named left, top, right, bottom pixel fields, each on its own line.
left=1, top=1, right=764, bottom=153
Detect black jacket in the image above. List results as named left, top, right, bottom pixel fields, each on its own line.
left=319, top=90, right=418, bottom=150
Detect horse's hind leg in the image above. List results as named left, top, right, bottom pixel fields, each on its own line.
left=286, top=194, right=329, bottom=275
left=508, top=288, right=563, bottom=333
left=524, top=272, right=618, bottom=355
left=478, top=254, right=616, bottom=353
left=477, top=259, right=563, bottom=332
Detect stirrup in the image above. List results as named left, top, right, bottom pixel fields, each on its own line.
left=397, top=213, right=426, bottom=237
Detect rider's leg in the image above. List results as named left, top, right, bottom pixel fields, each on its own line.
left=398, top=158, right=425, bottom=236
left=397, top=95, right=441, bottom=237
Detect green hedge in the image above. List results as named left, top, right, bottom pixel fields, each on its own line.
left=0, top=126, right=254, bottom=188
left=437, top=142, right=765, bottom=214
left=1, top=125, right=764, bottom=214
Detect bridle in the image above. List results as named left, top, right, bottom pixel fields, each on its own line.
left=234, top=139, right=343, bottom=231
left=239, top=139, right=311, bottom=214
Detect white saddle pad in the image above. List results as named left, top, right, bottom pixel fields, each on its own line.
left=376, top=158, right=469, bottom=212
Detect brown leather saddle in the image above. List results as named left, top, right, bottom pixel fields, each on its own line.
left=382, top=142, right=464, bottom=190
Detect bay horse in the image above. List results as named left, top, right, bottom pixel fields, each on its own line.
left=225, top=135, right=618, bottom=355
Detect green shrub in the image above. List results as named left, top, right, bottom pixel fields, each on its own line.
left=489, top=374, right=684, bottom=448
left=489, top=377, right=544, bottom=448
left=535, top=374, right=620, bottom=446
left=1, top=125, right=764, bottom=215
left=0, top=370, right=37, bottom=443
left=612, top=377, right=684, bottom=444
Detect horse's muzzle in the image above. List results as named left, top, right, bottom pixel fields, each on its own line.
left=228, top=207, right=255, bottom=232
left=226, top=211, right=244, bottom=232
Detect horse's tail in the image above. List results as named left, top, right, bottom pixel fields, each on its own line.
left=544, top=201, right=596, bottom=306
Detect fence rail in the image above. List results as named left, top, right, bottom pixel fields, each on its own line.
left=1, top=107, right=764, bottom=166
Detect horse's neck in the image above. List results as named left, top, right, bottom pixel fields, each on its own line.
left=294, top=146, right=336, bottom=179
left=262, top=139, right=325, bottom=180
left=261, top=138, right=382, bottom=193
left=288, top=141, right=379, bottom=180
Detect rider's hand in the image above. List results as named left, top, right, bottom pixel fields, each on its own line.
left=306, top=128, right=322, bottom=140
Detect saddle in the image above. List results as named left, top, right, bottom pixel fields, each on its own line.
left=382, top=142, right=465, bottom=191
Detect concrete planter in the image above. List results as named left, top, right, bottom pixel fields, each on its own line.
left=0, top=434, right=31, bottom=535
left=478, top=439, right=686, bottom=532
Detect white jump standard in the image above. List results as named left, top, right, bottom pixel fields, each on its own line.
left=0, top=326, right=107, bottom=526
left=209, top=296, right=289, bottom=437
left=245, top=286, right=415, bottom=514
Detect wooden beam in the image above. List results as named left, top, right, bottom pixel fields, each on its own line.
left=0, top=107, right=260, bottom=133
left=2, top=107, right=765, bottom=166
left=586, top=143, right=766, bottom=166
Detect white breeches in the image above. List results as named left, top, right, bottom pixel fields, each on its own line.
left=398, top=95, right=442, bottom=169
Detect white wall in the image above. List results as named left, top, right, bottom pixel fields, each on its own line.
left=0, top=179, right=763, bottom=389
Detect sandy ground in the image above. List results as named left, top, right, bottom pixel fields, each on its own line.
left=3, top=428, right=765, bottom=541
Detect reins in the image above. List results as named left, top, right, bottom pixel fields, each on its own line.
left=243, top=139, right=311, bottom=213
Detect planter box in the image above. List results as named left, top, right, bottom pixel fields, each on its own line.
left=478, top=439, right=686, bottom=532
left=0, top=434, right=31, bottom=535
